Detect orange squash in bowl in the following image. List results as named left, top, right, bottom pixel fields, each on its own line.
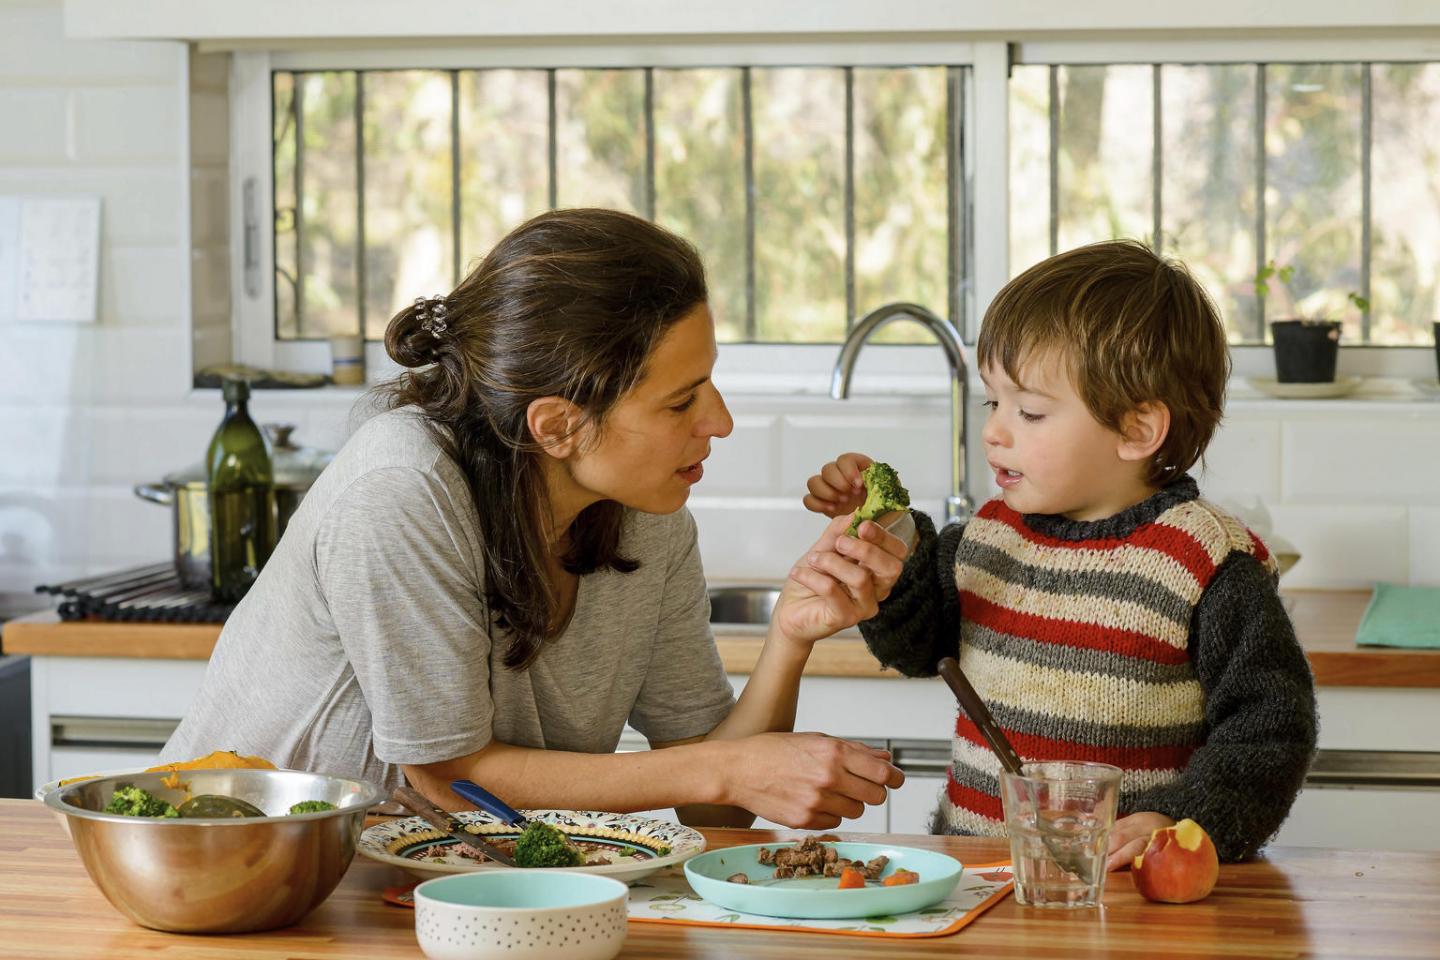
left=147, top=750, right=276, bottom=790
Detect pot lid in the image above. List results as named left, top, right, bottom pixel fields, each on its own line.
left=159, top=424, right=333, bottom=490
left=263, top=422, right=335, bottom=487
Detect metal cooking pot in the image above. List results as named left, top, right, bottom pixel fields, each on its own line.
left=135, top=423, right=332, bottom=590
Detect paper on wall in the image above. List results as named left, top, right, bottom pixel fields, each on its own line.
left=0, top=195, right=101, bottom=324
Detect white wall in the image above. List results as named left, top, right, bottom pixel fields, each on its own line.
left=1, top=1, right=1437, bottom=610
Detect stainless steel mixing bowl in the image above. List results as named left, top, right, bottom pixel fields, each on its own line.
left=44, top=767, right=384, bottom=934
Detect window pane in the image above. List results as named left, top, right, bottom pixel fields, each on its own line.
left=1009, top=65, right=1051, bottom=277
left=1161, top=64, right=1259, bottom=342
left=1371, top=63, right=1440, bottom=345
left=273, top=72, right=298, bottom=338
left=1056, top=65, right=1153, bottom=252
left=1264, top=64, right=1363, bottom=340
left=752, top=67, right=846, bottom=342
left=362, top=71, right=455, bottom=340
left=654, top=69, right=746, bottom=342
left=853, top=66, right=949, bottom=344
left=293, top=71, right=359, bottom=340
left=457, top=70, right=549, bottom=276
left=555, top=69, right=645, bottom=213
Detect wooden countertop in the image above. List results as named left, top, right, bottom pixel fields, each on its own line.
left=5, top=589, right=1438, bottom=687
left=3, top=799, right=1438, bottom=959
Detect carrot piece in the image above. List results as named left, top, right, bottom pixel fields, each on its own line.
left=882, top=869, right=919, bottom=886
left=837, top=866, right=866, bottom=889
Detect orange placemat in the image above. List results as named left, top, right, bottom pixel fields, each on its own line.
left=626, top=860, right=1013, bottom=939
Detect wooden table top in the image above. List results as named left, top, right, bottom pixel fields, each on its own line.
left=5, top=588, right=1438, bottom=686
left=3, top=799, right=1439, bottom=959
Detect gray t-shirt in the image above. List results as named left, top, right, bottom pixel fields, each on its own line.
left=162, top=408, right=736, bottom=792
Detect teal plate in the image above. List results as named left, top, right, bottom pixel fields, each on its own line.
left=683, top=841, right=963, bottom=919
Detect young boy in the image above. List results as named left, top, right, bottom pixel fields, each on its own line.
left=802, top=240, right=1317, bottom=867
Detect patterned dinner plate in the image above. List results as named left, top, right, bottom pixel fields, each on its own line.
left=358, top=808, right=706, bottom=883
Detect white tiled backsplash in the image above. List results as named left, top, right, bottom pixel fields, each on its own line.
left=1, top=0, right=1438, bottom=599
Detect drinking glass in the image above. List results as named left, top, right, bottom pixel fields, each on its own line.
left=1000, top=760, right=1122, bottom=908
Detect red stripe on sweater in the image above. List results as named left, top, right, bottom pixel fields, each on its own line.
left=981, top=500, right=1216, bottom=584
left=945, top=775, right=1004, bottom=821
left=1249, top=530, right=1271, bottom=564
left=960, top=591, right=1191, bottom=664
left=953, top=713, right=1197, bottom=771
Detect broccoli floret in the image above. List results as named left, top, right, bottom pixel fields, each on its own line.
left=513, top=821, right=584, bottom=868
left=846, top=461, right=910, bottom=536
left=288, top=800, right=337, bottom=815
left=104, top=784, right=179, bottom=819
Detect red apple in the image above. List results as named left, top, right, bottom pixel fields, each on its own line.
left=1131, top=818, right=1220, bottom=904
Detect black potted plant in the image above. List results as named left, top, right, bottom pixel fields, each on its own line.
left=1255, top=260, right=1367, bottom=384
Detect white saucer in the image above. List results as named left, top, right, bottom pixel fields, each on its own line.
left=1413, top=378, right=1440, bottom=397
left=1246, top=375, right=1362, bottom=399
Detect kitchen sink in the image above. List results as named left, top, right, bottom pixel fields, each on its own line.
left=707, top=586, right=780, bottom=625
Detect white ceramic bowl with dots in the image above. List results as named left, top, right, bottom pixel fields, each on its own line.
left=413, top=870, right=629, bottom=960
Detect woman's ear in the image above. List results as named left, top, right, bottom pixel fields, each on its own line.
left=1116, top=401, right=1171, bottom=463
left=526, top=396, right=584, bottom=459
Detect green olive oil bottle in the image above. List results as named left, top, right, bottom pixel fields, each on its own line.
left=206, top=378, right=278, bottom=602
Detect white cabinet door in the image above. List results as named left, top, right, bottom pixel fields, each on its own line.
left=887, top=775, right=944, bottom=836
left=47, top=747, right=163, bottom=785
left=1275, top=785, right=1440, bottom=851
left=750, top=799, right=889, bottom=836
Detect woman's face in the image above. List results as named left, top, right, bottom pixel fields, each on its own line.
left=567, top=303, right=733, bottom=515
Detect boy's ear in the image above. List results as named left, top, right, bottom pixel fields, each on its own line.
left=527, top=396, right=585, bottom=459
left=1116, top=401, right=1170, bottom=463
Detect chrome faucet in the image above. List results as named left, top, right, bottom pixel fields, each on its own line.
left=830, top=302, right=974, bottom=525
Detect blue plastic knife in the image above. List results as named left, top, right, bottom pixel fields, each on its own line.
left=450, top=779, right=530, bottom=828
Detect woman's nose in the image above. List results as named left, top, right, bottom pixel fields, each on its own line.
left=701, top=387, right=734, bottom=439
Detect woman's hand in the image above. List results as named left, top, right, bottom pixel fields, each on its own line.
left=774, top=513, right=909, bottom=648
left=1106, top=811, right=1177, bottom=872
left=722, top=732, right=905, bottom=829
left=802, top=452, right=873, bottom=517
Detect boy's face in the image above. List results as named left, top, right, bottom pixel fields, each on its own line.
left=979, top=353, right=1158, bottom=521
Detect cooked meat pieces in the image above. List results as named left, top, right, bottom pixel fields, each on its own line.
left=822, top=853, right=889, bottom=879
left=755, top=836, right=891, bottom=883
left=757, top=835, right=828, bottom=873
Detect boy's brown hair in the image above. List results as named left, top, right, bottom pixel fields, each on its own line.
left=977, top=239, right=1229, bottom=485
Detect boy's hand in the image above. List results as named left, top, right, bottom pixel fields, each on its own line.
left=774, top=512, right=909, bottom=648
left=1105, top=811, right=1177, bottom=872
left=803, top=452, right=873, bottom=517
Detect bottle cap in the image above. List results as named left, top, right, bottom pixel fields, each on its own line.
left=221, top=378, right=251, bottom=403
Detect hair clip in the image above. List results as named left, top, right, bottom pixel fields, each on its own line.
left=415, top=295, right=449, bottom=338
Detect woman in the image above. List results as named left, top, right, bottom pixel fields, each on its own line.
left=163, top=209, right=907, bottom=828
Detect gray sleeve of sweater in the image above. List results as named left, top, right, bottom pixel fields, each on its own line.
left=1124, top=551, right=1319, bottom=861
left=856, top=510, right=967, bottom=678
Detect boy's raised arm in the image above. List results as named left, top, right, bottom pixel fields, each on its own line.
left=1123, top=552, right=1318, bottom=861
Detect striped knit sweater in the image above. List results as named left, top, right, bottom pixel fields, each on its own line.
left=859, top=476, right=1318, bottom=861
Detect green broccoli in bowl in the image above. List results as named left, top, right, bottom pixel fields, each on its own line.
left=104, top=784, right=179, bottom=818
left=513, top=821, right=585, bottom=868
left=846, top=461, right=910, bottom=536
left=288, top=800, right=337, bottom=815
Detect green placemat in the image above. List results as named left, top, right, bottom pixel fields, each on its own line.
left=1356, top=583, right=1440, bottom=649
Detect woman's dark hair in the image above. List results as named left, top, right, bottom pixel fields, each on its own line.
left=383, top=208, right=708, bottom=669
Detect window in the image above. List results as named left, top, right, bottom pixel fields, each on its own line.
left=271, top=65, right=970, bottom=346
left=1010, top=61, right=1440, bottom=347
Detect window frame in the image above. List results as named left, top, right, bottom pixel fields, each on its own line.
left=229, top=35, right=1435, bottom=395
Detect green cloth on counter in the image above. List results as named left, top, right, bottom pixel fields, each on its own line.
left=1356, top=583, right=1440, bottom=649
